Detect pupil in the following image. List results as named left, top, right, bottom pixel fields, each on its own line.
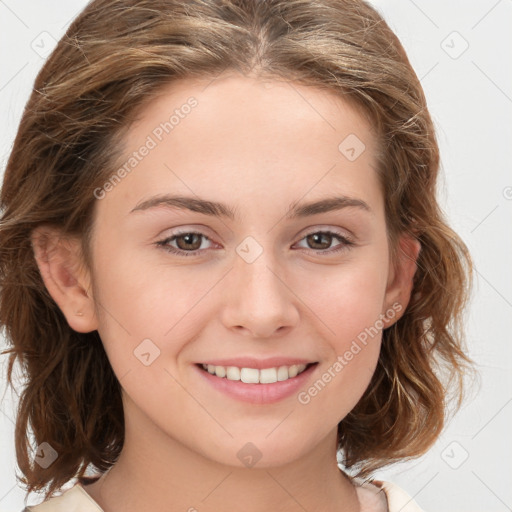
left=308, top=233, right=330, bottom=249
left=178, top=233, right=201, bottom=250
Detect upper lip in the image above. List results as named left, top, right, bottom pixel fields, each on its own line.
left=198, top=357, right=316, bottom=369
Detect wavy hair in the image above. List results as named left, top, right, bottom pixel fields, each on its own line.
left=0, top=0, right=474, bottom=502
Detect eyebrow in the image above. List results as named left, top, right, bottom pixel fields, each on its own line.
left=129, top=194, right=372, bottom=220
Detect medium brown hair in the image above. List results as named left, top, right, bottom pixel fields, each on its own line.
left=0, top=0, right=473, bottom=502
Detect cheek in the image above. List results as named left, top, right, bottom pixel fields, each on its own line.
left=293, top=254, right=389, bottom=344
left=289, top=260, right=387, bottom=410
left=90, top=242, right=217, bottom=368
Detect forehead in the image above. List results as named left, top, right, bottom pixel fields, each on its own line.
left=130, top=72, right=376, bottom=147
left=100, top=72, right=383, bottom=220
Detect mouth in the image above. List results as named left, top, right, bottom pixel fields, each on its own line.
left=197, top=362, right=318, bottom=384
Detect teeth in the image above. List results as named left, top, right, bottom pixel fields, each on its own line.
left=241, top=368, right=259, bottom=384
left=277, top=366, right=289, bottom=381
left=226, top=366, right=240, bottom=380
left=215, top=366, right=226, bottom=378
left=201, top=363, right=308, bottom=383
left=260, top=368, right=277, bottom=384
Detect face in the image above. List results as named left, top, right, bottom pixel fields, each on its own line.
left=48, top=72, right=417, bottom=468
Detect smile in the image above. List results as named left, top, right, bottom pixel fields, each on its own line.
left=200, top=363, right=312, bottom=384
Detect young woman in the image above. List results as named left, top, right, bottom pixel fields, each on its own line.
left=0, top=1, right=473, bottom=511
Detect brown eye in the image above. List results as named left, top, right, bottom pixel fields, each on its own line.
left=174, top=233, right=203, bottom=251
left=294, top=230, right=355, bottom=255
left=156, top=231, right=214, bottom=257
left=305, top=232, right=333, bottom=250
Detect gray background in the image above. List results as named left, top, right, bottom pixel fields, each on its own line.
left=1, top=1, right=511, bottom=511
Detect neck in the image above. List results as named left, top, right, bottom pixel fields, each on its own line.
left=82, top=397, right=360, bottom=512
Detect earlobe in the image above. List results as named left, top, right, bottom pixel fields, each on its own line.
left=30, top=225, right=98, bottom=333
left=382, top=233, right=421, bottom=328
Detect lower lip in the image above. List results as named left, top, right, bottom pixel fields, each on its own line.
left=195, top=363, right=318, bottom=404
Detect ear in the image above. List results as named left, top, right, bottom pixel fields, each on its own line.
left=30, top=225, right=98, bottom=333
left=382, top=232, right=421, bottom=328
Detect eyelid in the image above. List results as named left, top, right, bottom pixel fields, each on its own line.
left=292, top=229, right=355, bottom=254
left=166, top=229, right=215, bottom=243
left=156, top=224, right=216, bottom=239
left=298, top=225, right=354, bottom=241
left=157, top=224, right=353, bottom=242
left=155, top=225, right=355, bottom=257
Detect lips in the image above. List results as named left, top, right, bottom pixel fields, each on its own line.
left=200, top=362, right=314, bottom=383
left=195, top=359, right=319, bottom=404
left=199, top=357, right=315, bottom=369
left=197, top=357, right=316, bottom=384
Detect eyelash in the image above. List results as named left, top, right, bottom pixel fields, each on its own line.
left=155, top=230, right=355, bottom=257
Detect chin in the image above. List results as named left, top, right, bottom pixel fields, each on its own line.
left=196, top=435, right=318, bottom=470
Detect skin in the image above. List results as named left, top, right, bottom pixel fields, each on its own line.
left=31, top=71, right=420, bottom=512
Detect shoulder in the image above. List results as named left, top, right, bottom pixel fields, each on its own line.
left=376, top=480, right=426, bottom=512
left=23, top=479, right=426, bottom=512
left=354, top=478, right=426, bottom=512
left=23, top=483, right=104, bottom=512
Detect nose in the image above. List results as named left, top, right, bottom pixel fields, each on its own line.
left=220, top=247, right=300, bottom=338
